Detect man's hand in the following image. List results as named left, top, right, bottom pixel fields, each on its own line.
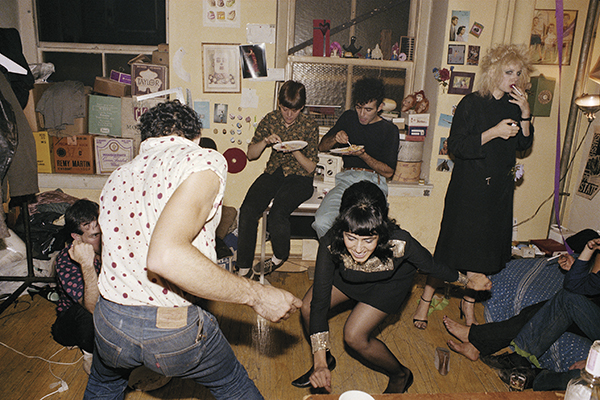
left=68, top=238, right=95, bottom=272
left=250, top=284, right=302, bottom=322
left=466, top=272, right=492, bottom=291
left=264, top=134, right=282, bottom=146
left=558, top=254, right=576, bottom=271
left=569, top=360, right=586, bottom=370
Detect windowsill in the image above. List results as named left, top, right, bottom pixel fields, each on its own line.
left=38, top=173, right=434, bottom=197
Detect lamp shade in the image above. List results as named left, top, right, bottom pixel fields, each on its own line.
left=574, top=94, right=600, bottom=121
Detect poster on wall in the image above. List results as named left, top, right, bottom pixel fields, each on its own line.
left=203, top=0, right=241, bottom=28
left=530, top=9, right=578, bottom=65
left=449, top=10, right=470, bottom=43
left=577, top=130, right=600, bottom=200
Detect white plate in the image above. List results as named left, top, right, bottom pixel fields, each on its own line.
left=339, top=390, right=375, bottom=400
left=330, top=144, right=364, bottom=154
left=273, top=140, right=308, bottom=152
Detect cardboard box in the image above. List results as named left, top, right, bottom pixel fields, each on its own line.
left=121, top=96, right=166, bottom=155
left=33, top=131, right=53, bottom=173
left=94, top=77, right=131, bottom=97
left=152, top=50, right=169, bottom=66
left=88, top=95, right=122, bottom=136
left=29, top=83, right=90, bottom=135
left=52, top=135, right=95, bottom=174
left=109, top=70, right=132, bottom=85
left=94, top=136, right=134, bottom=174
left=131, top=63, right=168, bottom=96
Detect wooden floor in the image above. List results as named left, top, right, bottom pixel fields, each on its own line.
left=0, top=258, right=508, bottom=400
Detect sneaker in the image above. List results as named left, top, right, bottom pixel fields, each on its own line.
left=481, top=352, right=531, bottom=370
left=252, top=258, right=283, bottom=275
left=82, top=350, right=93, bottom=375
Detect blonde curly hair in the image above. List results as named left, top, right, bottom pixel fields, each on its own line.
left=478, top=44, right=534, bottom=97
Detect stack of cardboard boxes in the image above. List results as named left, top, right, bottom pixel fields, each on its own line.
left=29, top=45, right=169, bottom=175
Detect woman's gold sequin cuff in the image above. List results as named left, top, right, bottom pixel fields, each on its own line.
left=310, top=331, right=330, bottom=354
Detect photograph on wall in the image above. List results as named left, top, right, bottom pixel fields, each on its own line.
left=467, top=45, right=480, bottom=66
left=203, top=0, right=240, bottom=28
left=203, top=43, right=241, bottom=93
left=448, top=71, right=475, bottom=95
left=214, top=103, right=228, bottom=124
left=449, top=10, right=470, bottom=42
left=447, top=44, right=465, bottom=65
left=470, top=22, right=484, bottom=38
left=577, top=130, right=600, bottom=200
left=194, top=100, right=211, bottom=129
left=436, top=158, right=454, bottom=172
left=530, top=9, right=578, bottom=65
left=439, top=137, right=449, bottom=155
left=240, top=44, right=268, bottom=78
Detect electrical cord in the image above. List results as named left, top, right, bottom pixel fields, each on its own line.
left=0, top=342, right=82, bottom=399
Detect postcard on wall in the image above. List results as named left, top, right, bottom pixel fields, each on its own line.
left=240, top=44, right=268, bottom=79
left=467, top=45, right=480, bottom=66
left=203, top=0, right=240, bottom=28
left=450, top=10, right=470, bottom=43
left=530, top=9, right=578, bottom=65
left=436, top=159, right=454, bottom=172
left=214, top=103, right=228, bottom=124
left=439, top=138, right=449, bottom=155
left=470, top=22, right=484, bottom=38
left=194, top=100, right=211, bottom=129
left=577, top=130, right=600, bottom=200
left=438, top=113, right=453, bottom=128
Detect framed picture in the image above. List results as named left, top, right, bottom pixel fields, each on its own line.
left=448, top=71, right=475, bottom=95
left=447, top=44, right=465, bottom=65
left=467, top=45, right=480, bottom=66
left=202, top=43, right=241, bottom=93
left=530, top=9, right=578, bottom=65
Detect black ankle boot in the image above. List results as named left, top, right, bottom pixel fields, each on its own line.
left=291, top=351, right=336, bottom=388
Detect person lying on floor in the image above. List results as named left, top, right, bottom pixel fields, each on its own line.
left=443, top=229, right=600, bottom=390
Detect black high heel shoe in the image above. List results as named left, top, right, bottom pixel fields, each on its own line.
left=291, top=351, right=336, bottom=388
left=459, top=297, right=476, bottom=323
left=413, top=296, right=431, bottom=330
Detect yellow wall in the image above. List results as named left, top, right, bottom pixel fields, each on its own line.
left=168, top=0, right=278, bottom=209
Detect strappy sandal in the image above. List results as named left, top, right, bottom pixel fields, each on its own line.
left=413, top=296, right=431, bottom=330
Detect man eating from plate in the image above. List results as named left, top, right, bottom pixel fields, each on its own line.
left=236, top=80, right=319, bottom=278
left=312, top=77, right=400, bottom=238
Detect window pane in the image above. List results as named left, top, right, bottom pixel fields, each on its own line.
left=42, top=52, right=102, bottom=86
left=36, top=0, right=166, bottom=45
left=355, top=0, right=411, bottom=54
left=293, top=0, right=410, bottom=57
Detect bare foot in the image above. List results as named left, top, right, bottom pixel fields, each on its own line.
left=447, top=339, right=480, bottom=361
left=442, top=315, right=470, bottom=342
left=412, top=298, right=430, bottom=330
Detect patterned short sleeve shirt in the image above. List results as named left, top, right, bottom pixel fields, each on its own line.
left=251, top=110, right=319, bottom=177
left=97, top=136, right=227, bottom=307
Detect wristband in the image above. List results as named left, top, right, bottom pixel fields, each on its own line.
left=521, top=116, right=532, bottom=122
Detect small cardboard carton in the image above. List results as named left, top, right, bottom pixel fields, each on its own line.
left=109, top=70, right=132, bottom=85
left=94, top=76, right=131, bottom=97
left=88, top=95, right=122, bottom=136
left=52, top=135, right=95, bottom=174
left=33, top=131, right=53, bottom=173
left=94, top=136, right=134, bottom=174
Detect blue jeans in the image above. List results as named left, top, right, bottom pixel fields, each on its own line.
left=83, top=297, right=263, bottom=400
left=237, top=169, right=314, bottom=269
left=312, top=170, right=388, bottom=238
left=512, top=289, right=599, bottom=366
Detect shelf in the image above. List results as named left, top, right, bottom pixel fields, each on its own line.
left=288, top=55, right=412, bottom=69
left=38, top=173, right=108, bottom=191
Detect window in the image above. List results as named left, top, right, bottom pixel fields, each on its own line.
left=34, top=0, right=167, bottom=86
